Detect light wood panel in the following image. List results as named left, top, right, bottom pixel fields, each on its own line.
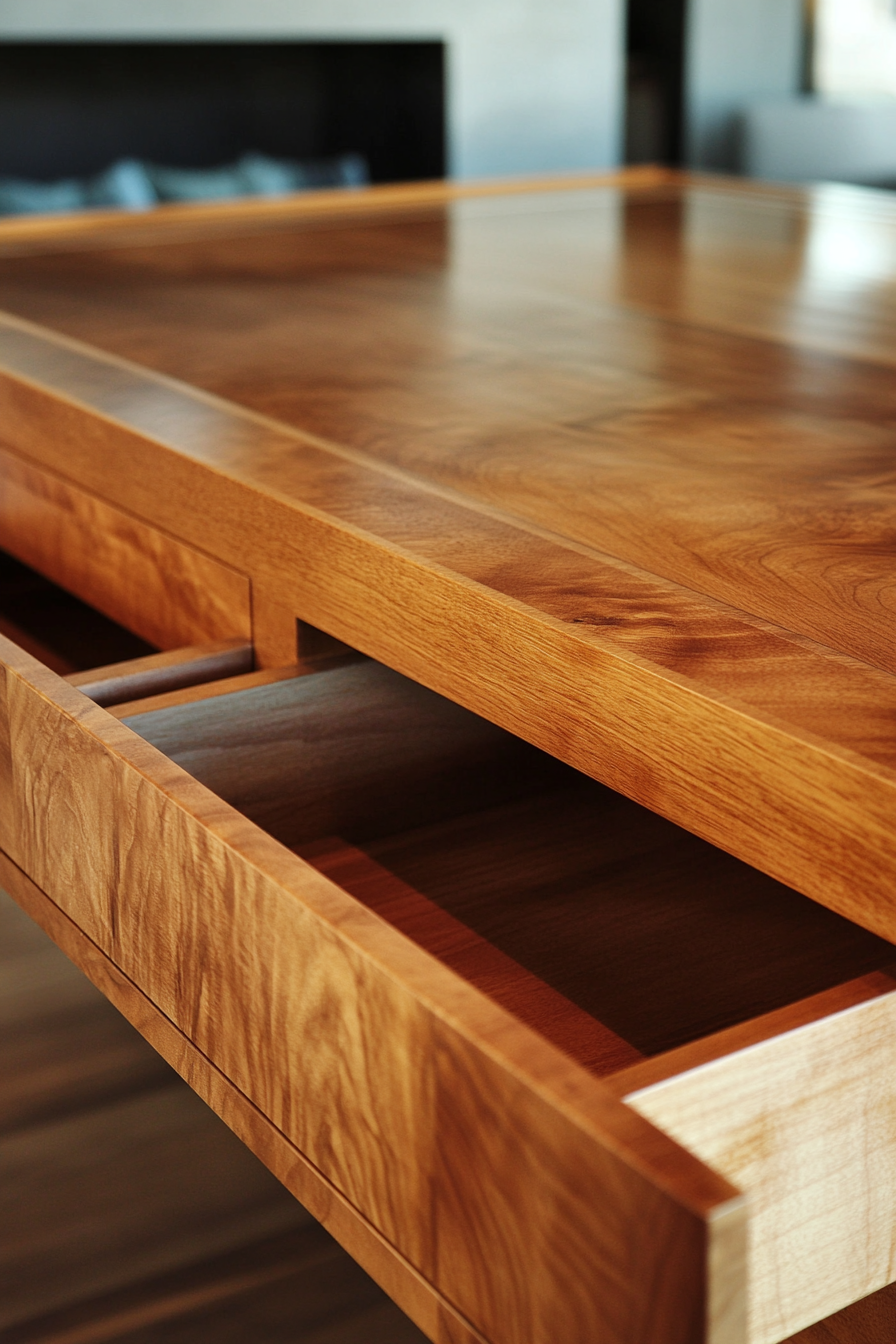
left=614, top=977, right=896, bottom=1344
left=0, top=316, right=892, bottom=938
left=0, top=442, right=251, bottom=650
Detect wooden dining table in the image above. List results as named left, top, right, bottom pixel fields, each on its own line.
left=0, top=167, right=894, bottom=1344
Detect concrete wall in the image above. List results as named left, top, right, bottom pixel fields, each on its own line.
left=0, top=0, right=626, bottom=180
left=685, top=0, right=803, bottom=171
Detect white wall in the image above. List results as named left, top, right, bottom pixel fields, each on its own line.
left=815, top=0, right=896, bottom=98
left=685, top=0, right=803, bottom=170
left=0, top=0, right=625, bottom=180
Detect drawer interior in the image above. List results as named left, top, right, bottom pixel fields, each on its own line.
left=0, top=546, right=154, bottom=673
left=117, top=646, right=895, bottom=1071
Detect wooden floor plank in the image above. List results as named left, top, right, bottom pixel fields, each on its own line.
left=0, top=889, right=426, bottom=1342
left=783, top=1279, right=896, bottom=1343
left=4, top=1227, right=428, bottom=1344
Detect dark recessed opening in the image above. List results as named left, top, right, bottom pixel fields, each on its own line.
left=625, top=0, right=687, bottom=166
left=0, top=41, right=446, bottom=187
left=0, top=549, right=155, bottom=674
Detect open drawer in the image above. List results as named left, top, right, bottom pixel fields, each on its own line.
left=1, top=626, right=895, bottom=1344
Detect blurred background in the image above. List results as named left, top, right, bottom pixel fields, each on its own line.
left=0, top=0, right=894, bottom=215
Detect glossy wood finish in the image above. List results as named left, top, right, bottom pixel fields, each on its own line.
left=0, top=175, right=891, bottom=937
left=1, top=173, right=895, bottom=1342
left=0, top=635, right=746, bottom=1344
left=25, top=630, right=896, bottom=1342
left=121, top=655, right=894, bottom=1056
left=67, top=639, right=253, bottom=707
left=0, top=443, right=251, bottom=650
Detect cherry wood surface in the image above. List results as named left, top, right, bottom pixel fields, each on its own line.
left=118, top=657, right=894, bottom=1059
left=0, top=444, right=252, bottom=651
left=0, top=547, right=154, bottom=674
left=0, top=173, right=891, bottom=938
left=0, top=634, right=747, bottom=1344
left=1, top=174, right=896, bottom=1343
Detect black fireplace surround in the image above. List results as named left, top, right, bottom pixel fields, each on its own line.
left=0, top=41, right=445, bottom=191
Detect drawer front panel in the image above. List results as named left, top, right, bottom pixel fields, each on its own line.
left=0, top=443, right=250, bottom=649
left=0, top=633, right=744, bottom=1344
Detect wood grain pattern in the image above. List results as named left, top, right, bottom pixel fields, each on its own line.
left=4, top=1227, right=429, bottom=1344
left=67, top=640, right=253, bottom=707
left=0, top=635, right=746, bottom=1344
left=0, top=851, right=482, bottom=1344
left=122, top=655, right=893, bottom=1057
left=617, top=978, right=896, bottom=1343
left=107, top=664, right=306, bottom=720
left=0, top=442, right=251, bottom=650
left=2, top=172, right=894, bottom=1340
left=0, top=299, right=891, bottom=936
left=298, top=836, right=643, bottom=1077
left=0, top=179, right=893, bottom=668
left=604, top=972, right=896, bottom=1100
left=121, top=659, right=574, bottom=850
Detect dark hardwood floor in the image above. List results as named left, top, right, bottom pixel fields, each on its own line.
left=0, top=887, right=428, bottom=1344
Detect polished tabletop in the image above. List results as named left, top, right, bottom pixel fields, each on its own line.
left=0, top=169, right=892, bottom=937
